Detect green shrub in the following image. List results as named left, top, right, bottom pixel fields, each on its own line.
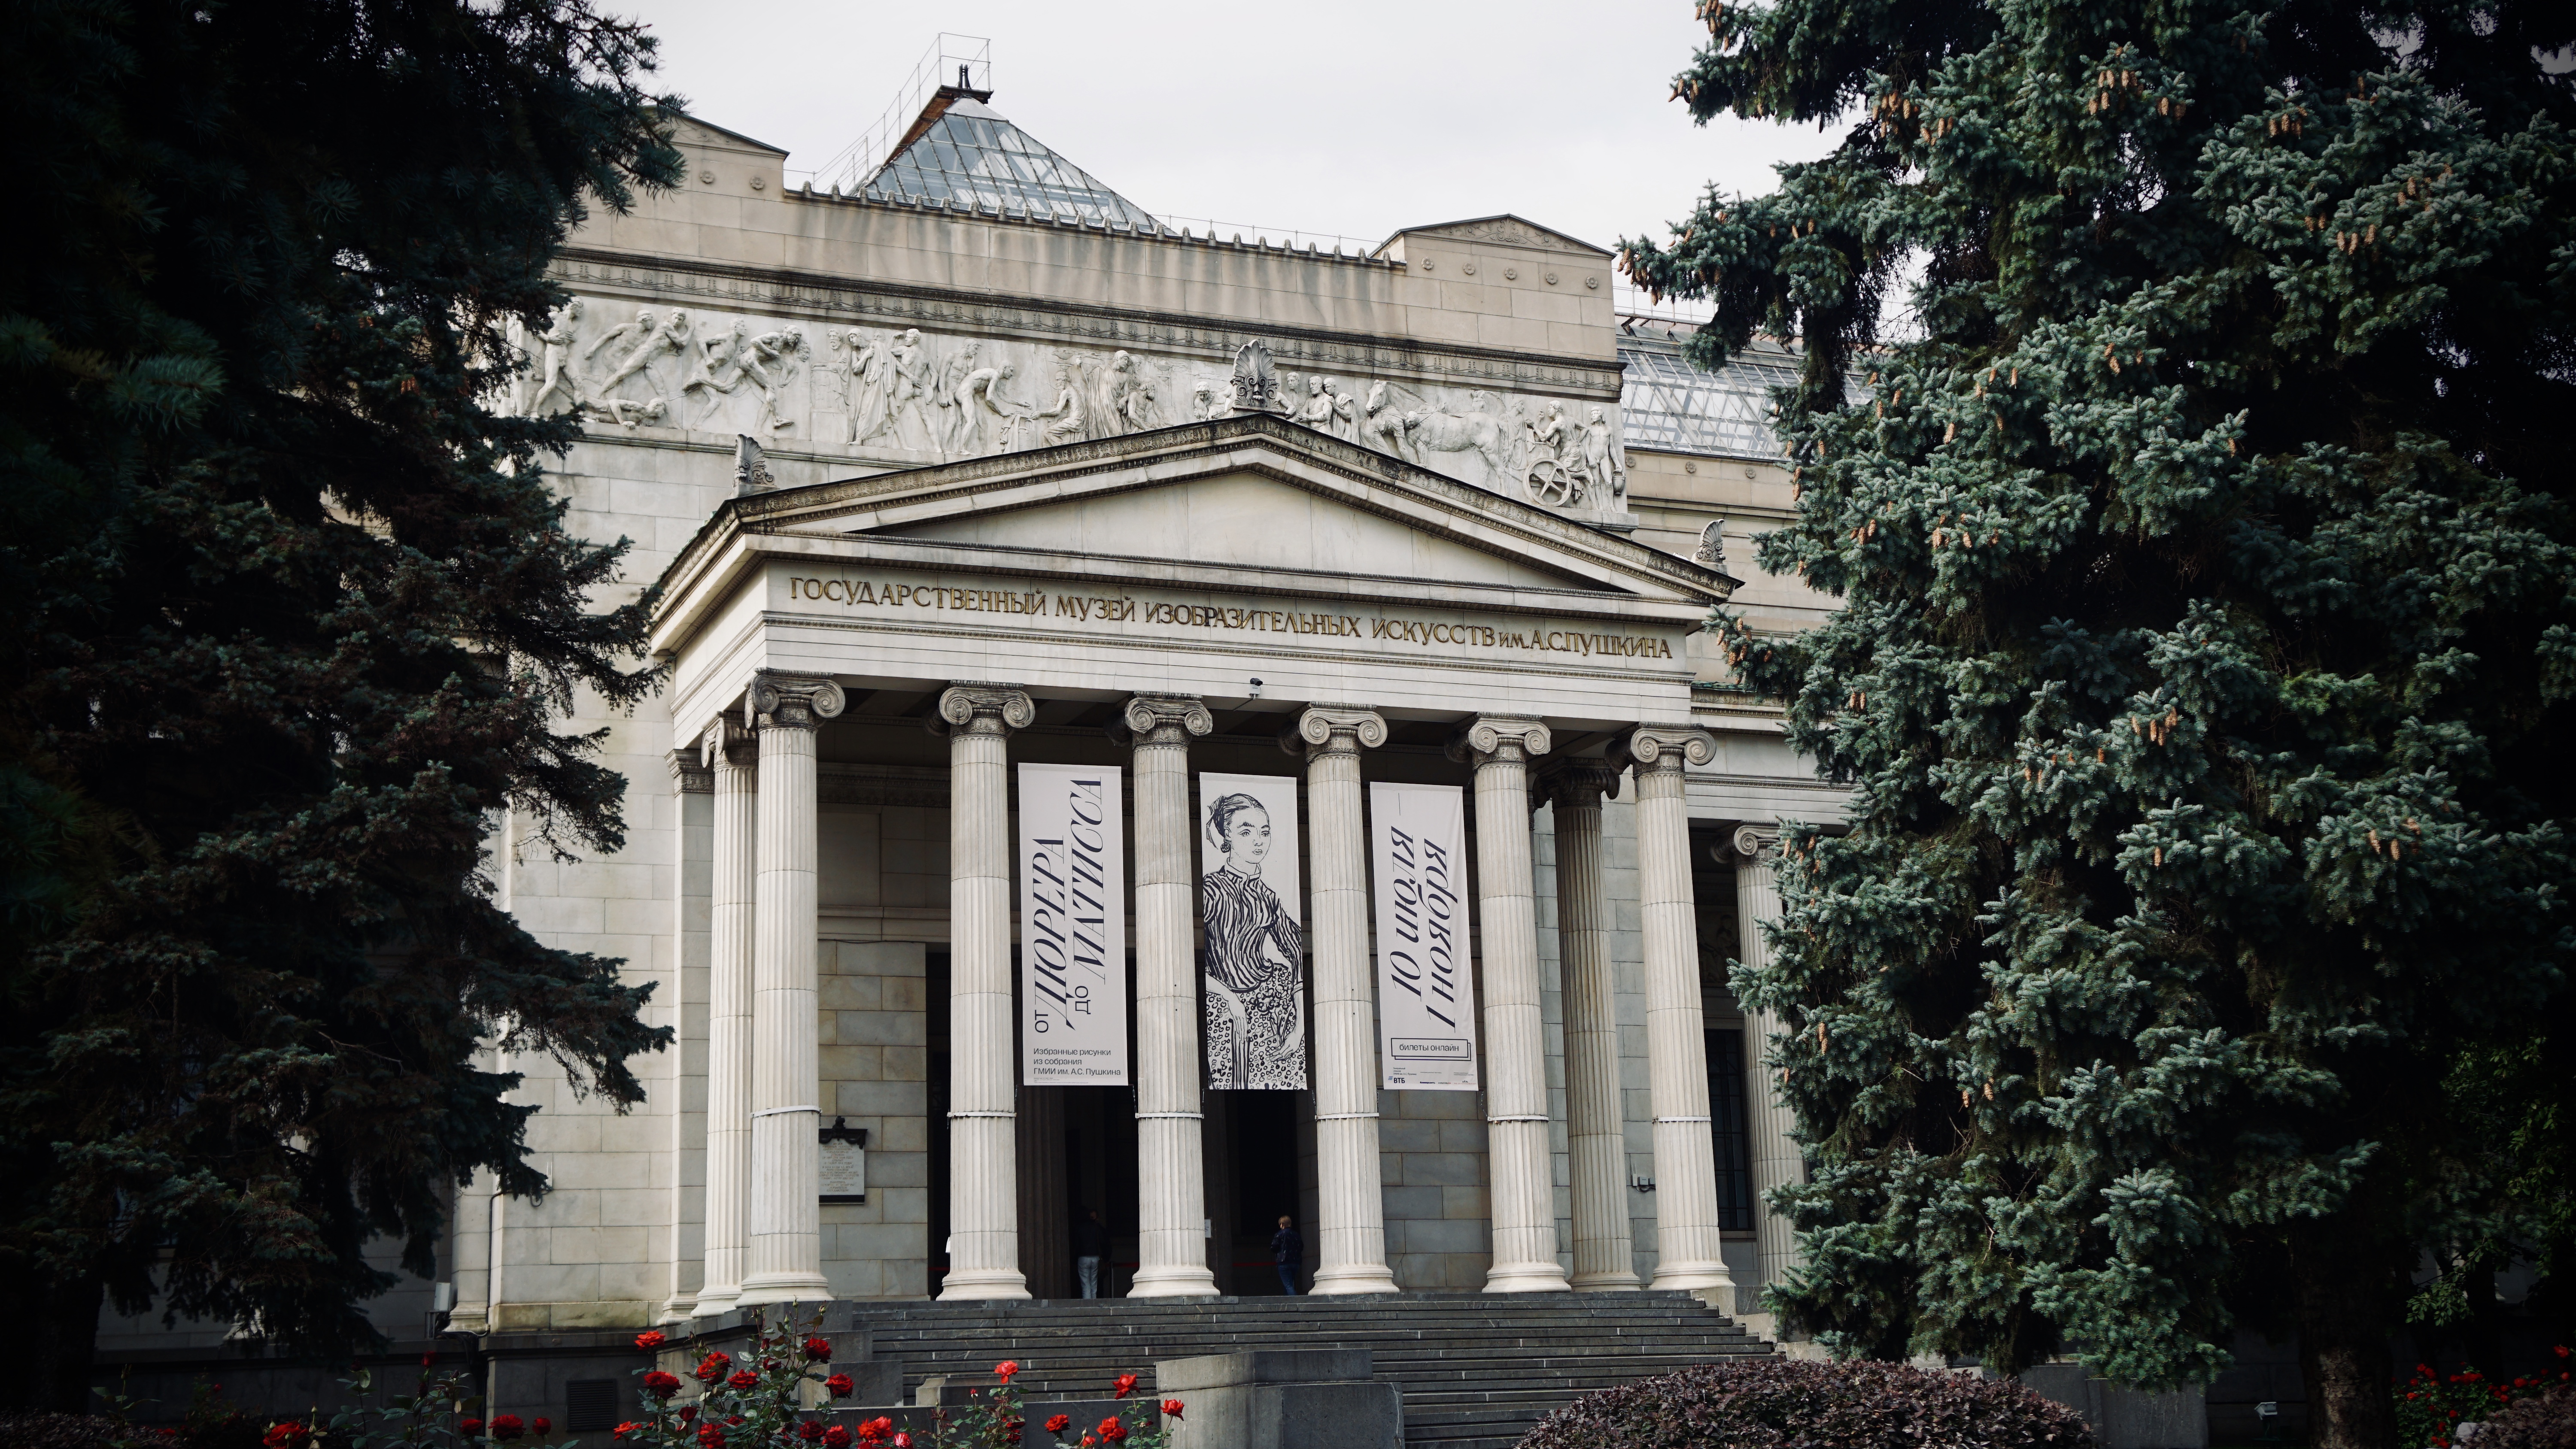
left=1515, top=1357, right=2095, bottom=1449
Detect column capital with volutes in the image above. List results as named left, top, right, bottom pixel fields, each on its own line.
left=1730, top=823, right=1783, bottom=862
left=1445, top=714, right=1552, bottom=767
left=744, top=672, right=847, bottom=733
left=701, top=718, right=758, bottom=771
left=1614, top=722, right=1716, bottom=776
left=1113, top=694, right=1214, bottom=749
left=930, top=682, right=1034, bottom=738
left=1281, top=704, right=1387, bottom=760
left=1535, top=758, right=1625, bottom=811
left=668, top=747, right=714, bottom=794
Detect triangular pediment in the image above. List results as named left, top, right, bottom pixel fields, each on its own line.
left=884, top=468, right=1594, bottom=589
left=1379, top=214, right=1610, bottom=258
left=655, top=417, right=1734, bottom=628
left=663, top=110, right=788, bottom=157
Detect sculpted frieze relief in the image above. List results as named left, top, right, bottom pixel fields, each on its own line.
left=519, top=289, right=1631, bottom=517
left=547, top=252, right=1624, bottom=393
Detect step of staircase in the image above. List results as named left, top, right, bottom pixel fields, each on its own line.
left=842, top=1291, right=1773, bottom=1449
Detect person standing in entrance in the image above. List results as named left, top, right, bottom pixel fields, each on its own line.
left=1272, top=1214, right=1304, bottom=1296
left=1073, top=1207, right=1109, bottom=1299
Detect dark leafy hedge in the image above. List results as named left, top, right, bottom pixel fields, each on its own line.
left=1516, top=1357, right=2096, bottom=1449
left=2477, top=1385, right=2576, bottom=1449
left=0, top=1414, right=120, bottom=1449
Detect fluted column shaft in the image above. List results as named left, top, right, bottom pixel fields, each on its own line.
left=1731, top=826, right=1804, bottom=1293
left=697, top=732, right=757, bottom=1314
left=1124, top=695, right=1222, bottom=1297
left=1542, top=762, right=1640, bottom=1290
left=1454, top=718, right=1571, bottom=1294
left=938, top=683, right=1035, bottom=1300
left=741, top=676, right=842, bottom=1305
left=1285, top=706, right=1401, bottom=1294
left=1619, top=725, right=1735, bottom=1295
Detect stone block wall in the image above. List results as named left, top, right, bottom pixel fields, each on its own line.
left=819, top=940, right=933, bottom=1299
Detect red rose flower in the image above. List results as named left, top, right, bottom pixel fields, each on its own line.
left=1110, top=1374, right=1137, bottom=1400
left=725, top=1417, right=744, bottom=1427
left=796, top=1420, right=823, bottom=1442
left=728, top=1370, right=759, bottom=1391
left=994, top=1361, right=1019, bottom=1382
left=821, top=1429, right=851, bottom=1449
left=863, top=1418, right=895, bottom=1440
left=1160, top=1400, right=1182, bottom=1421
left=824, top=1373, right=854, bottom=1399
left=1045, top=1415, right=1072, bottom=1434
left=890, top=1435, right=910, bottom=1449
left=804, top=1337, right=834, bottom=1362
left=677, top=1407, right=698, bottom=1424
left=644, top=1372, right=682, bottom=1397
left=636, top=1331, right=668, bottom=1352
left=695, top=1352, right=732, bottom=1384
left=491, top=1415, right=527, bottom=1441
left=1097, top=1417, right=1127, bottom=1443
left=461, top=1420, right=485, bottom=1437
left=264, top=1422, right=307, bottom=1449
left=533, top=1419, right=553, bottom=1437
left=614, top=1425, right=639, bottom=1440
left=696, top=1426, right=725, bottom=1449
left=423, top=1353, right=437, bottom=1367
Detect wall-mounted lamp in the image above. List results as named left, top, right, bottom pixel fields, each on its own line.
left=1631, top=1175, right=1657, bottom=1193
left=1247, top=677, right=1264, bottom=699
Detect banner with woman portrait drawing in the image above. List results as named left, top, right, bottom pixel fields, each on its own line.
left=1197, top=773, right=1306, bottom=1090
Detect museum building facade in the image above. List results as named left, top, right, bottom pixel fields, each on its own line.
left=101, top=83, right=1849, bottom=1375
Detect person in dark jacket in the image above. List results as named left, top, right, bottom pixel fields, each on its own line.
left=1271, top=1214, right=1304, bottom=1295
left=1073, top=1207, right=1110, bottom=1298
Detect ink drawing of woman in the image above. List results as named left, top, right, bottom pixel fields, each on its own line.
left=1201, top=792, right=1306, bottom=1089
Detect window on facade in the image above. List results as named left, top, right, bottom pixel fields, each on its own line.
left=1705, top=1028, right=1756, bottom=1232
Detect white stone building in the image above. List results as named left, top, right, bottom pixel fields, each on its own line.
left=99, top=77, right=1850, bottom=1414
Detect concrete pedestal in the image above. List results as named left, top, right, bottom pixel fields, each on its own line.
left=1158, top=1349, right=1403, bottom=1449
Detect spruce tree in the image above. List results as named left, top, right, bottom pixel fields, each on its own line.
left=0, top=0, right=683, bottom=1408
left=1621, top=2, right=2576, bottom=1445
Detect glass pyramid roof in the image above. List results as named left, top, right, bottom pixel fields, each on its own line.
left=861, top=98, right=1166, bottom=231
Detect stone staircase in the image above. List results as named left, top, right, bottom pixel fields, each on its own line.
left=843, top=1291, right=1776, bottom=1449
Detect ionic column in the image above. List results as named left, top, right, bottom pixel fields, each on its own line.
left=1450, top=716, right=1571, bottom=1294
left=740, top=675, right=843, bottom=1306
left=1537, top=760, right=1640, bottom=1291
left=662, top=745, right=715, bottom=1323
left=1731, top=825, right=1804, bottom=1294
left=1121, top=695, right=1222, bottom=1298
left=695, top=724, right=758, bottom=1316
left=935, top=683, right=1036, bottom=1301
left=1282, top=706, right=1401, bottom=1294
left=1615, top=724, right=1736, bottom=1295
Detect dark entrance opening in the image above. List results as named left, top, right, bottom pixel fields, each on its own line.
left=1221, top=1091, right=1303, bottom=1294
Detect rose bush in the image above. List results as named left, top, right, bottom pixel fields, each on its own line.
left=2394, top=1350, right=2575, bottom=1449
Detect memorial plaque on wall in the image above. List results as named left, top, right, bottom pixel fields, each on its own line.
left=1368, top=782, right=1479, bottom=1090
left=1197, top=772, right=1306, bottom=1090
left=818, top=1117, right=868, bottom=1203
left=1018, top=763, right=1129, bottom=1085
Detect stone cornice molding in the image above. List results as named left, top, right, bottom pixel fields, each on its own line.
left=1281, top=704, right=1388, bottom=759
left=930, top=682, right=1035, bottom=738
left=1112, top=694, right=1214, bottom=749
left=667, top=748, right=714, bottom=794
left=745, top=672, right=846, bottom=732
left=1616, top=723, right=1716, bottom=774
left=1446, top=714, right=1552, bottom=766
left=550, top=247, right=1624, bottom=398
left=1534, top=758, right=1624, bottom=811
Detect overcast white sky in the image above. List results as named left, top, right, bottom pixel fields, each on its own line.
left=616, top=0, right=1841, bottom=258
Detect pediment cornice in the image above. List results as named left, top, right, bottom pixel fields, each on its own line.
left=652, top=415, right=1737, bottom=636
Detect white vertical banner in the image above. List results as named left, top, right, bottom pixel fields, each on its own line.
left=1019, top=763, right=1127, bottom=1085
left=1197, top=773, right=1306, bottom=1090
left=1369, top=782, right=1479, bottom=1090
